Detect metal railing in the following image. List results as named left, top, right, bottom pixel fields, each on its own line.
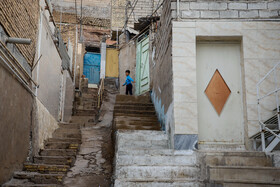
left=256, top=62, right=280, bottom=152
left=97, top=78, right=105, bottom=109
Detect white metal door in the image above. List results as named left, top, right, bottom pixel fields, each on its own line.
left=197, top=42, right=244, bottom=145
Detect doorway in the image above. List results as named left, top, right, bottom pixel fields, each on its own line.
left=196, top=42, right=244, bottom=146
left=83, top=52, right=101, bottom=84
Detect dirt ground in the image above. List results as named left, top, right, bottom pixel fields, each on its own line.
left=64, top=91, right=116, bottom=187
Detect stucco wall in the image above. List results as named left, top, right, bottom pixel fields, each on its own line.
left=34, top=10, right=63, bottom=121
left=33, top=98, right=59, bottom=153
left=0, top=63, right=33, bottom=184
left=63, top=70, right=74, bottom=122
left=118, top=41, right=136, bottom=95
left=171, top=21, right=280, bottom=150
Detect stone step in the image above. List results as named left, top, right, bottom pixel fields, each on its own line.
left=73, top=109, right=97, bottom=116
left=117, top=139, right=169, bottom=150
left=115, top=95, right=151, bottom=104
left=34, top=156, right=74, bottom=166
left=223, top=181, right=280, bottom=186
left=115, top=124, right=161, bottom=131
left=52, top=132, right=81, bottom=139
left=58, top=123, right=80, bottom=129
left=117, top=149, right=194, bottom=156
left=114, top=110, right=156, bottom=117
left=53, top=128, right=80, bottom=134
left=116, top=154, right=196, bottom=166
left=115, top=103, right=154, bottom=107
left=209, top=166, right=280, bottom=183
left=115, top=120, right=160, bottom=127
left=81, top=93, right=98, bottom=98
left=115, top=166, right=199, bottom=180
left=3, top=180, right=60, bottom=187
left=114, top=180, right=203, bottom=187
left=114, top=105, right=155, bottom=111
left=23, top=163, right=69, bottom=174
left=13, top=171, right=64, bottom=185
left=44, top=142, right=79, bottom=150
left=39, top=149, right=77, bottom=157
left=47, top=138, right=81, bottom=144
left=114, top=116, right=159, bottom=122
left=117, top=130, right=168, bottom=141
left=204, top=152, right=273, bottom=167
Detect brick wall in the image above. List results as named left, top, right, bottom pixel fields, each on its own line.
left=0, top=0, right=39, bottom=65
left=151, top=0, right=174, bottom=142
left=171, top=0, right=280, bottom=19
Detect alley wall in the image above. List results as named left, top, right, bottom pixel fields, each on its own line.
left=151, top=0, right=175, bottom=148
left=119, top=41, right=136, bottom=95
left=0, top=0, right=39, bottom=65
left=0, top=62, right=33, bottom=185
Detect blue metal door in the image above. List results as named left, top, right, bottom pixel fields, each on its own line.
left=83, top=52, right=101, bottom=84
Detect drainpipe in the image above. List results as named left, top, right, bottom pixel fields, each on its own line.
left=73, top=25, right=78, bottom=87
left=35, top=10, right=43, bottom=96
left=177, top=0, right=180, bottom=20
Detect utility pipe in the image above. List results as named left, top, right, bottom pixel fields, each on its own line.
left=35, top=11, right=43, bottom=96
left=5, top=37, right=32, bottom=45
left=177, top=0, right=180, bottom=19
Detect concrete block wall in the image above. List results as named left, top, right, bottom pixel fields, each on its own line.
left=127, top=0, right=160, bottom=28
left=0, top=0, right=40, bottom=65
left=51, top=0, right=111, bottom=19
left=111, top=0, right=161, bottom=30
left=171, top=0, right=280, bottom=19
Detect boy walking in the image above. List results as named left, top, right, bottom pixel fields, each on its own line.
left=123, top=70, right=135, bottom=95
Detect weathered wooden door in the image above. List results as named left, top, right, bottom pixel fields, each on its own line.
left=83, top=52, right=101, bottom=84
left=136, top=36, right=150, bottom=95
left=197, top=42, right=244, bottom=146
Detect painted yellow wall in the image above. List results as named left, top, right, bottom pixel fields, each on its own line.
left=106, top=48, right=119, bottom=78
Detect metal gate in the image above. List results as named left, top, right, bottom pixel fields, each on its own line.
left=83, top=52, right=101, bottom=84
left=136, top=34, right=150, bottom=95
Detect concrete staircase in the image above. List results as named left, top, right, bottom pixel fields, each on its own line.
left=201, top=151, right=280, bottom=186
left=114, top=130, right=202, bottom=187
left=3, top=85, right=99, bottom=187
left=3, top=122, right=81, bottom=187
left=113, top=95, right=161, bottom=131
left=73, top=88, right=99, bottom=117
left=113, top=95, right=201, bottom=187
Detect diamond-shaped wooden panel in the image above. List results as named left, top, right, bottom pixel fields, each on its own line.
left=205, top=69, right=231, bottom=115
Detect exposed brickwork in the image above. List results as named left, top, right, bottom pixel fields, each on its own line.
left=152, top=0, right=173, bottom=113
left=171, top=0, right=280, bottom=19
left=53, top=11, right=110, bottom=28
left=0, top=0, right=39, bottom=65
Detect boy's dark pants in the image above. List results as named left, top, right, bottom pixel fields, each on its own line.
left=126, top=84, right=133, bottom=95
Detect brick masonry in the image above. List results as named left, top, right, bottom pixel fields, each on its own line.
left=0, top=0, right=39, bottom=65
left=171, top=0, right=280, bottom=19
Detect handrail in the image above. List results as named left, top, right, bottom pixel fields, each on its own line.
left=97, top=78, right=105, bottom=109
left=256, top=62, right=280, bottom=152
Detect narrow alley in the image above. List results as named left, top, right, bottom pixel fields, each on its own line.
left=1, top=0, right=280, bottom=187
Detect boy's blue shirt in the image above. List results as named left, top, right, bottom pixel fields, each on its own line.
left=123, top=75, right=134, bottom=86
